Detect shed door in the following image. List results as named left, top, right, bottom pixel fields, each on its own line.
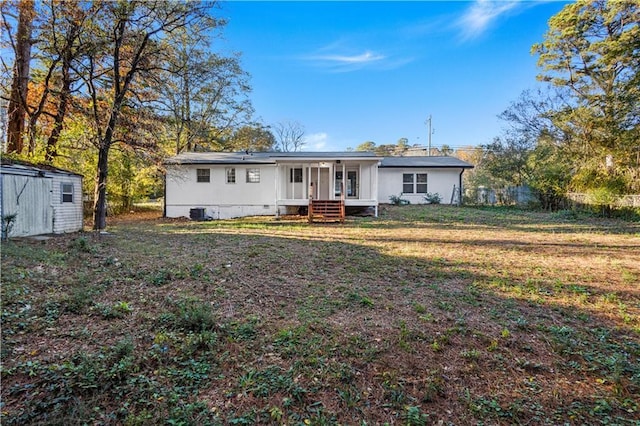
left=2, top=175, right=53, bottom=237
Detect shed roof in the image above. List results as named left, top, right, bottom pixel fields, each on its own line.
left=379, top=156, right=473, bottom=168
left=0, top=159, right=83, bottom=177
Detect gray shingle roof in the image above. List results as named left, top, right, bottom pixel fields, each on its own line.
left=379, top=156, right=473, bottom=168
left=164, top=151, right=473, bottom=168
left=164, top=151, right=380, bottom=164
left=164, top=152, right=275, bottom=165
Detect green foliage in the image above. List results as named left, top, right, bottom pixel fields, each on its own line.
left=389, top=194, right=410, bottom=206
left=423, top=193, right=441, bottom=204
left=170, top=299, right=219, bottom=333
left=1, top=213, right=18, bottom=240
left=475, top=2, right=639, bottom=204
left=403, top=405, right=429, bottom=426
left=526, top=139, right=572, bottom=210
left=96, top=301, right=133, bottom=319
left=355, top=141, right=376, bottom=152
left=532, top=1, right=640, bottom=194
left=228, top=125, right=277, bottom=152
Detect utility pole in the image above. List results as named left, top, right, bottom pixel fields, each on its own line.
left=425, top=115, right=432, bottom=156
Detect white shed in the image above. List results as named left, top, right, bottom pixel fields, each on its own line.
left=0, top=160, right=84, bottom=237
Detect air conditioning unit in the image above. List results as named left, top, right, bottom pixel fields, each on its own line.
left=190, top=208, right=206, bottom=221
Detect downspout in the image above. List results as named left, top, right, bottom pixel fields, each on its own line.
left=458, top=169, right=464, bottom=206
left=163, top=171, right=167, bottom=217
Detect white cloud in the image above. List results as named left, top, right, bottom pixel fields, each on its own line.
left=311, top=51, right=385, bottom=65
left=303, top=132, right=329, bottom=151
left=457, top=0, right=521, bottom=40
left=304, top=48, right=387, bottom=72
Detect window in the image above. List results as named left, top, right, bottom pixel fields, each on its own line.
left=226, top=168, right=236, bottom=184
left=196, top=169, right=210, bottom=183
left=402, top=173, right=414, bottom=193
left=402, top=173, right=428, bottom=194
left=246, top=168, right=260, bottom=183
left=416, top=173, right=428, bottom=193
left=61, top=183, right=74, bottom=203
left=290, top=168, right=302, bottom=183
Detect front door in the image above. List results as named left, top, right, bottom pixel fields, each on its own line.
left=311, top=167, right=330, bottom=200
left=346, top=170, right=358, bottom=198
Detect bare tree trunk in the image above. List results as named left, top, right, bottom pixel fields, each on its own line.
left=45, top=42, right=74, bottom=162
left=93, top=143, right=110, bottom=230
left=45, top=16, right=80, bottom=162
left=6, top=0, right=34, bottom=154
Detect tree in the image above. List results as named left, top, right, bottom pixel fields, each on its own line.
left=526, top=137, right=572, bottom=210
left=440, top=144, right=453, bottom=156
left=3, top=0, right=34, bottom=154
left=228, top=125, right=276, bottom=152
left=273, top=120, right=305, bottom=152
left=480, top=136, right=533, bottom=189
left=532, top=0, right=640, bottom=193
left=2, top=1, right=95, bottom=160
left=2, top=1, right=252, bottom=226
left=355, top=141, right=376, bottom=152
left=73, top=1, right=216, bottom=230
left=152, top=25, right=253, bottom=154
left=39, top=1, right=88, bottom=161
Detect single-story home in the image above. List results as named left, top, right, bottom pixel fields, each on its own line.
left=378, top=156, right=473, bottom=205
left=0, top=160, right=84, bottom=237
left=164, top=151, right=473, bottom=220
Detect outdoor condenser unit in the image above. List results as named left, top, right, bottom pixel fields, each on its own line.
left=189, top=208, right=206, bottom=221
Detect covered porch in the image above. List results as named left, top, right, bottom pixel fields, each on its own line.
left=274, top=155, right=380, bottom=218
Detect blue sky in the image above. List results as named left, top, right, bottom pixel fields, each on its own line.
left=220, top=1, right=569, bottom=152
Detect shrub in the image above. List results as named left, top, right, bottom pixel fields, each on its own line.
left=424, top=192, right=441, bottom=204
left=389, top=194, right=410, bottom=206
left=1, top=213, right=17, bottom=240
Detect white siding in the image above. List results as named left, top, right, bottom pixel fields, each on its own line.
left=165, top=164, right=278, bottom=219
left=378, top=168, right=463, bottom=205
left=51, top=174, right=84, bottom=233
left=1, top=174, right=53, bottom=237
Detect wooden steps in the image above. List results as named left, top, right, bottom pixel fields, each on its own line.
left=308, top=199, right=345, bottom=223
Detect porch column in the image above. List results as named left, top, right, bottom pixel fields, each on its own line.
left=316, top=166, right=320, bottom=199
left=342, top=162, right=346, bottom=198
left=373, top=161, right=379, bottom=217
left=358, top=164, right=362, bottom=199
left=330, top=163, right=335, bottom=200
left=275, top=164, right=280, bottom=217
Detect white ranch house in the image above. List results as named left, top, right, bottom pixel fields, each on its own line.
left=164, top=151, right=473, bottom=220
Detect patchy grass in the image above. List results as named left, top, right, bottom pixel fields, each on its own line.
left=1, top=205, right=639, bottom=425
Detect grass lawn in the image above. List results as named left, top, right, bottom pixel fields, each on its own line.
left=1, top=205, right=639, bottom=425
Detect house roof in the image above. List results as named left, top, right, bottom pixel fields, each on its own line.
left=164, top=151, right=381, bottom=165
left=379, top=156, right=474, bottom=169
left=164, top=152, right=276, bottom=165
left=164, top=151, right=474, bottom=168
